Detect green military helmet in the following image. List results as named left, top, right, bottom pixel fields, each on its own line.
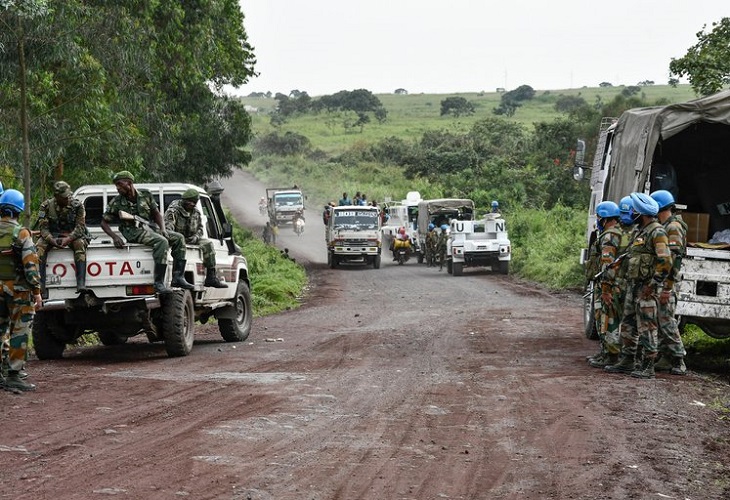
left=181, top=188, right=200, bottom=201
left=112, top=170, right=135, bottom=183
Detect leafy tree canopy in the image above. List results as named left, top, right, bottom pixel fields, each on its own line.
left=440, top=96, right=476, bottom=117
left=669, top=17, right=730, bottom=96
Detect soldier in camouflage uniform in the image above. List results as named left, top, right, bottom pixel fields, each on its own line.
left=606, top=193, right=672, bottom=379
left=650, top=190, right=688, bottom=375
left=164, top=188, right=226, bottom=288
left=425, top=223, right=437, bottom=267
left=588, top=201, right=624, bottom=368
left=100, top=171, right=194, bottom=294
left=436, top=224, right=449, bottom=271
left=0, top=189, right=42, bottom=392
left=36, top=181, right=89, bottom=294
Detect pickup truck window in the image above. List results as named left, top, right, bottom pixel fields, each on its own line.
left=200, top=197, right=221, bottom=240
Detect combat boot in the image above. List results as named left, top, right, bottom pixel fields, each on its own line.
left=74, top=258, right=88, bottom=294
left=653, top=355, right=672, bottom=372
left=670, top=357, right=687, bottom=376
left=204, top=267, right=227, bottom=288
left=153, top=264, right=172, bottom=294
left=591, top=352, right=618, bottom=368
left=4, top=371, right=36, bottom=391
left=170, top=260, right=194, bottom=290
left=604, top=355, right=636, bottom=374
left=631, top=358, right=655, bottom=379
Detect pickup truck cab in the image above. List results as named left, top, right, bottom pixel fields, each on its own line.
left=32, top=181, right=253, bottom=359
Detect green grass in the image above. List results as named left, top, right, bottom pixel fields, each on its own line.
left=240, top=85, right=698, bottom=154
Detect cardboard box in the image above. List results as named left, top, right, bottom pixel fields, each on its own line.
left=682, top=212, right=710, bottom=243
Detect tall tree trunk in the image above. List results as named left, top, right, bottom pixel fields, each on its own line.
left=17, top=17, right=31, bottom=226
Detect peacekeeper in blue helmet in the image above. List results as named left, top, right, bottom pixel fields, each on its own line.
left=605, top=192, right=672, bottom=379
left=650, top=190, right=688, bottom=375
left=101, top=171, right=194, bottom=294
left=587, top=201, right=623, bottom=369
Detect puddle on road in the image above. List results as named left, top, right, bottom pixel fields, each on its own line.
left=109, top=371, right=307, bottom=384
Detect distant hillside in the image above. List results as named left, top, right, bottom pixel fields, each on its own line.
left=238, top=85, right=697, bottom=154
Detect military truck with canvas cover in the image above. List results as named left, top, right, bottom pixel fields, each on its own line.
left=416, top=198, right=475, bottom=261
left=577, top=89, right=730, bottom=339
left=32, top=182, right=253, bottom=359
left=326, top=206, right=382, bottom=269
left=446, top=213, right=511, bottom=276
left=266, top=187, right=304, bottom=226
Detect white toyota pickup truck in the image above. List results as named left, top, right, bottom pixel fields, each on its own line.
left=32, top=181, right=252, bottom=359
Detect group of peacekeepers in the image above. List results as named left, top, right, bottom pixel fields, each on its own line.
left=0, top=171, right=226, bottom=393
left=586, top=190, right=687, bottom=379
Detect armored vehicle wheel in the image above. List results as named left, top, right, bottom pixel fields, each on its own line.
left=452, top=262, right=463, bottom=276
left=97, top=330, right=128, bottom=346
left=373, top=255, right=381, bottom=269
left=583, top=283, right=598, bottom=340
left=32, top=311, right=66, bottom=360
left=161, top=289, right=194, bottom=357
left=219, top=280, right=253, bottom=342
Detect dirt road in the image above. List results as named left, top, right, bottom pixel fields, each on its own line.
left=2, top=171, right=729, bottom=500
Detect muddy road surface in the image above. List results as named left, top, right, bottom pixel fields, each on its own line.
left=2, top=171, right=729, bottom=500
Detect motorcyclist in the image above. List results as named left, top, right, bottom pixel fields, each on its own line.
left=392, top=226, right=412, bottom=261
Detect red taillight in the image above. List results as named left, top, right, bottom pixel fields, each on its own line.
left=127, top=285, right=156, bottom=296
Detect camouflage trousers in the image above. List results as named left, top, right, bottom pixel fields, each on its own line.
left=594, top=283, right=624, bottom=355
left=657, top=289, right=686, bottom=358
left=120, top=226, right=186, bottom=264
left=0, top=282, right=35, bottom=373
left=37, top=236, right=87, bottom=263
left=198, top=239, right=216, bottom=269
left=619, top=283, right=659, bottom=358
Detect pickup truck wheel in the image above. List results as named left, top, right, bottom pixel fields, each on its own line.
left=161, top=289, right=194, bottom=357
left=452, top=262, right=463, bottom=276
left=498, top=261, right=509, bottom=275
left=373, top=255, right=381, bottom=269
left=219, top=280, right=253, bottom=342
left=97, top=330, right=128, bottom=346
left=32, top=311, right=66, bottom=360
left=583, top=283, right=599, bottom=340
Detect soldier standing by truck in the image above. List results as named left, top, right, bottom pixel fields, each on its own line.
left=650, top=190, right=688, bottom=375
left=605, top=193, right=672, bottom=379
left=0, top=189, right=42, bottom=392
left=100, top=171, right=194, bottom=294
left=36, top=181, right=89, bottom=294
left=588, top=201, right=624, bottom=369
left=164, top=188, right=227, bottom=288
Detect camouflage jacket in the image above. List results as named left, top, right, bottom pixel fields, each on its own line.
left=103, top=188, right=158, bottom=228
left=37, top=197, right=87, bottom=242
left=164, top=199, right=203, bottom=244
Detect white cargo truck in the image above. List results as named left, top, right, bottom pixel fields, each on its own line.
left=576, top=89, right=730, bottom=339
left=326, top=205, right=382, bottom=269
left=33, top=181, right=253, bottom=359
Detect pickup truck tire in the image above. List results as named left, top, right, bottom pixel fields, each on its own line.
left=161, top=289, right=195, bottom=357
left=32, top=311, right=66, bottom=360
left=218, top=280, right=253, bottom=342
left=497, top=261, right=509, bottom=275
left=452, top=262, right=463, bottom=276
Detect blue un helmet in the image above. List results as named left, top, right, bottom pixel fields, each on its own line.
left=650, top=189, right=675, bottom=211
left=630, top=192, right=659, bottom=216
left=428, top=222, right=435, bottom=231
left=0, top=188, right=25, bottom=215
left=595, top=201, right=620, bottom=219
left=440, top=223, right=449, bottom=232
left=618, top=195, right=634, bottom=225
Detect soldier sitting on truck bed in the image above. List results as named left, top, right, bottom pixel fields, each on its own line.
left=100, top=170, right=194, bottom=294
left=164, top=188, right=226, bottom=288
left=36, top=181, right=90, bottom=295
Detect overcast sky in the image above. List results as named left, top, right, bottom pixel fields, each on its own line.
left=233, top=0, right=728, bottom=97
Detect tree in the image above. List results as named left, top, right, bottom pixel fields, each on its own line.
left=669, top=18, right=730, bottom=96
left=440, top=96, right=475, bottom=117
left=554, top=95, right=588, bottom=114
left=493, top=85, right=534, bottom=117
left=599, top=82, right=613, bottom=87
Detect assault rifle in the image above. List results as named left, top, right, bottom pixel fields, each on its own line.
left=591, top=251, right=629, bottom=283
left=119, top=210, right=159, bottom=231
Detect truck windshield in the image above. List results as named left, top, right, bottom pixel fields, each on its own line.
left=333, top=210, right=379, bottom=230
left=274, top=194, right=302, bottom=206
